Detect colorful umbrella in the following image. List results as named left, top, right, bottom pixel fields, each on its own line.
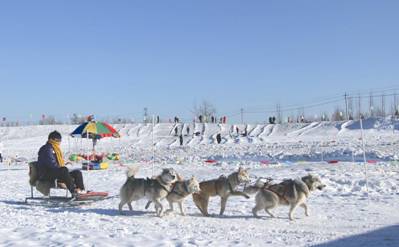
left=71, top=121, right=120, bottom=151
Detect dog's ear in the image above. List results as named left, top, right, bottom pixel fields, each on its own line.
left=307, top=173, right=316, bottom=181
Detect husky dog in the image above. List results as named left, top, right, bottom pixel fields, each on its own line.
left=252, top=174, right=326, bottom=220
left=192, top=167, right=251, bottom=216
left=145, top=176, right=201, bottom=216
left=118, top=166, right=178, bottom=217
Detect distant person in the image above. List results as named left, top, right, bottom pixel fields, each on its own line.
left=156, top=115, right=160, bottom=124
left=186, top=126, right=190, bottom=136
left=179, top=134, right=183, bottom=146
left=236, top=126, right=239, bottom=135
left=0, top=142, right=3, bottom=163
left=242, top=128, right=247, bottom=137
left=37, top=131, right=85, bottom=196
left=199, top=115, right=203, bottom=123
left=216, top=133, right=222, bottom=144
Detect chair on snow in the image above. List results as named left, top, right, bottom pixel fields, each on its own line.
left=25, top=161, right=70, bottom=203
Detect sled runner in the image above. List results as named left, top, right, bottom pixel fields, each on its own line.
left=25, top=191, right=109, bottom=207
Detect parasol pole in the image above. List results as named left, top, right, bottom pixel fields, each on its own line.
left=92, top=138, right=96, bottom=153
left=86, top=127, right=91, bottom=192
left=359, top=116, right=370, bottom=201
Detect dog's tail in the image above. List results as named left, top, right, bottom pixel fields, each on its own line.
left=126, top=165, right=140, bottom=178
left=192, top=193, right=207, bottom=216
left=176, top=173, right=184, bottom=182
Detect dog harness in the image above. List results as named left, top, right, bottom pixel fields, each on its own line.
left=264, top=181, right=292, bottom=204
left=169, top=181, right=189, bottom=198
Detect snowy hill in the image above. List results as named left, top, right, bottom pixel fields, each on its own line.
left=1, top=118, right=399, bottom=163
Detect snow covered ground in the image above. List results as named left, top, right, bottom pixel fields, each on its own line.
left=0, top=118, right=398, bottom=246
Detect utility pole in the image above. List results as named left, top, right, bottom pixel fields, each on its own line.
left=240, top=108, right=244, bottom=124
left=369, top=92, right=374, bottom=117
left=276, top=103, right=282, bottom=124
left=348, top=96, right=353, bottom=120
left=344, top=92, right=349, bottom=120
left=382, top=94, right=385, bottom=117
left=358, top=94, right=362, bottom=120
left=144, top=107, right=148, bottom=124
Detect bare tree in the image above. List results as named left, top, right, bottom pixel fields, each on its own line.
left=320, top=112, right=330, bottom=121
left=39, top=115, right=60, bottom=125
left=192, top=100, right=217, bottom=122
left=331, top=107, right=345, bottom=121
left=70, top=113, right=86, bottom=124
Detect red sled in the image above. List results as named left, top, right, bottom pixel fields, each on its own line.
left=328, top=160, right=339, bottom=164
left=74, top=191, right=109, bottom=201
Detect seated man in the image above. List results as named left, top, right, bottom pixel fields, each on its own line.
left=37, top=131, right=85, bottom=196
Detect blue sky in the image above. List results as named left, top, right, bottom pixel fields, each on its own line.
left=0, top=0, right=398, bottom=122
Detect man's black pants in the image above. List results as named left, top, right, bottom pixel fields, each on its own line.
left=41, top=167, right=85, bottom=193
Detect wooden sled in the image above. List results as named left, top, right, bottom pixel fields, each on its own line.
left=25, top=162, right=108, bottom=206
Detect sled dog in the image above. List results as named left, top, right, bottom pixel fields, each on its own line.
left=251, top=174, right=326, bottom=220
left=145, top=176, right=201, bottom=216
left=118, top=166, right=178, bottom=217
left=192, top=167, right=251, bottom=216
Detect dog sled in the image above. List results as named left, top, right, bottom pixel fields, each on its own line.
left=25, top=162, right=109, bottom=206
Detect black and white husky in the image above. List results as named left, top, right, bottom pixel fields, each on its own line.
left=118, top=166, right=178, bottom=217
